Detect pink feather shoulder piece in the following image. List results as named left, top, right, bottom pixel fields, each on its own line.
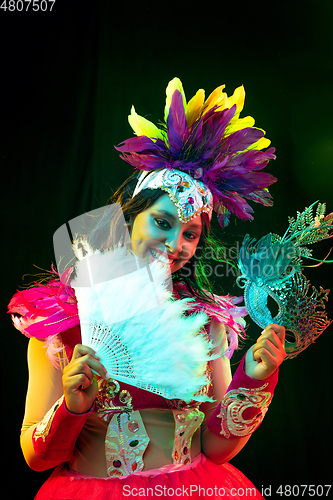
left=7, top=267, right=79, bottom=339
left=173, top=282, right=247, bottom=359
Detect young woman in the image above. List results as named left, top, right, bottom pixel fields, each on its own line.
left=9, top=78, right=286, bottom=499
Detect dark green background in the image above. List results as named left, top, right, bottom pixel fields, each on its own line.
left=2, top=1, right=333, bottom=498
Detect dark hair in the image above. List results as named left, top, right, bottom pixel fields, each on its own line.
left=87, top=170, right=230, bottom=307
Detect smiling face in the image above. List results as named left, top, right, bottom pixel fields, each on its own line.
left=129, top=194, right=202, bottom=274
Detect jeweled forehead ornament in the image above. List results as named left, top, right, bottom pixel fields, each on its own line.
left=115, top=77, right=276, bottom=228
left=236, top=202, right=333, bottom=359
left=131, top=168, right=214, bottom=223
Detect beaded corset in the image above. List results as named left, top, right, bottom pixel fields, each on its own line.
left=95, top=375, right=210, bottom=476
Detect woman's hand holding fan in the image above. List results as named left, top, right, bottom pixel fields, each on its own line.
left=63, top=344, right=109, bottom=414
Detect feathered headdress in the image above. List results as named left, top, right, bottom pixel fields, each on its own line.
left=115, top=77, right=277, bottom=227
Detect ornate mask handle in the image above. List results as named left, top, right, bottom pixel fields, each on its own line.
left=237, top=202, right=333, bottom=359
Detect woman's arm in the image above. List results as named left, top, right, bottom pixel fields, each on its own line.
left=201, top=319, right=250, bottom=463
left=21, top=338, right=108, bottom=471
left=20, top=337, right=65, bottom=471
left=208, top=319, right=232, bottom=400
left=201, top=323, right=285, bottom=464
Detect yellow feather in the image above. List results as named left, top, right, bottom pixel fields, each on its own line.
left=226, top=85, right=245, bottom=114
left=164, top=77, right=187, bottom=122
left=128, top=106, right=165, bottom=140
left=186, top=89, right=205, bottom=127
left=202, top=85, right=226, bottom=115
left=248, top=136, right=271, bottom=150
left=225, top=115, right=256, bottom=137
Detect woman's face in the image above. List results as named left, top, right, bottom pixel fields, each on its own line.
left=129, top=194, right=202, bottom=274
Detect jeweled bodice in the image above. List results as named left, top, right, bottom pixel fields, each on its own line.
left=95, top=378, right=206, bottom=476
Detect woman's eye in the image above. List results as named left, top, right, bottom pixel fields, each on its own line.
left=154, top=218, right=197, bottom=239
left=155, top=218, right=170, bottom=230
left=184, top=231, right=197, bottom=240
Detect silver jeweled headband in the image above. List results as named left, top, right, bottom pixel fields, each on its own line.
left=132, top=168, right=214, bottom=223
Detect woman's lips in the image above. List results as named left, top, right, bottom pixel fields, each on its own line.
left=149, top=248, right=177, bottom=265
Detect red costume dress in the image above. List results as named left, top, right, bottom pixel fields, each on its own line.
left=9, top=277, right=278, bottom=500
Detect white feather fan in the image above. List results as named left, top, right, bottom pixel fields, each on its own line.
left=71, top=242, right=215, bottom=402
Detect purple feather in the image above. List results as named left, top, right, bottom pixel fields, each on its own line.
left=245, top=189, right=274, bottom=206
left=227, top=148, right=276, bottom=171
left=245, top=172, right=277, bottom=188
left=195, top=107, right=236, bottom=162
left=115, top=136, right=159, bottom=153
left=221, top=193, right=254, bottom=220
left=167, top=90, right=189, bottom=156
left=221, top=128, right=264, bottom=155
left=216, top=206, right=231, bottom=227
left=118, top=152, right=165, bottom=170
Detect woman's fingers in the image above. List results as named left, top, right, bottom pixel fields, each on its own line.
left=254, top=326, right=285, bottom=355
left=66, top=372, right=93, bottom=392
left=63, top=344, right=109, bottom=414
left=245, top=325, right=286, bottom=380
left=252, top=342, right=281, bottom=372
left=253, top=331, right=283, bottom=360
left=72, top=344, right=100, bottom=360
left=260, top=324, right=285, bottom=346
left=71, top=344, right=108, bottom=380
